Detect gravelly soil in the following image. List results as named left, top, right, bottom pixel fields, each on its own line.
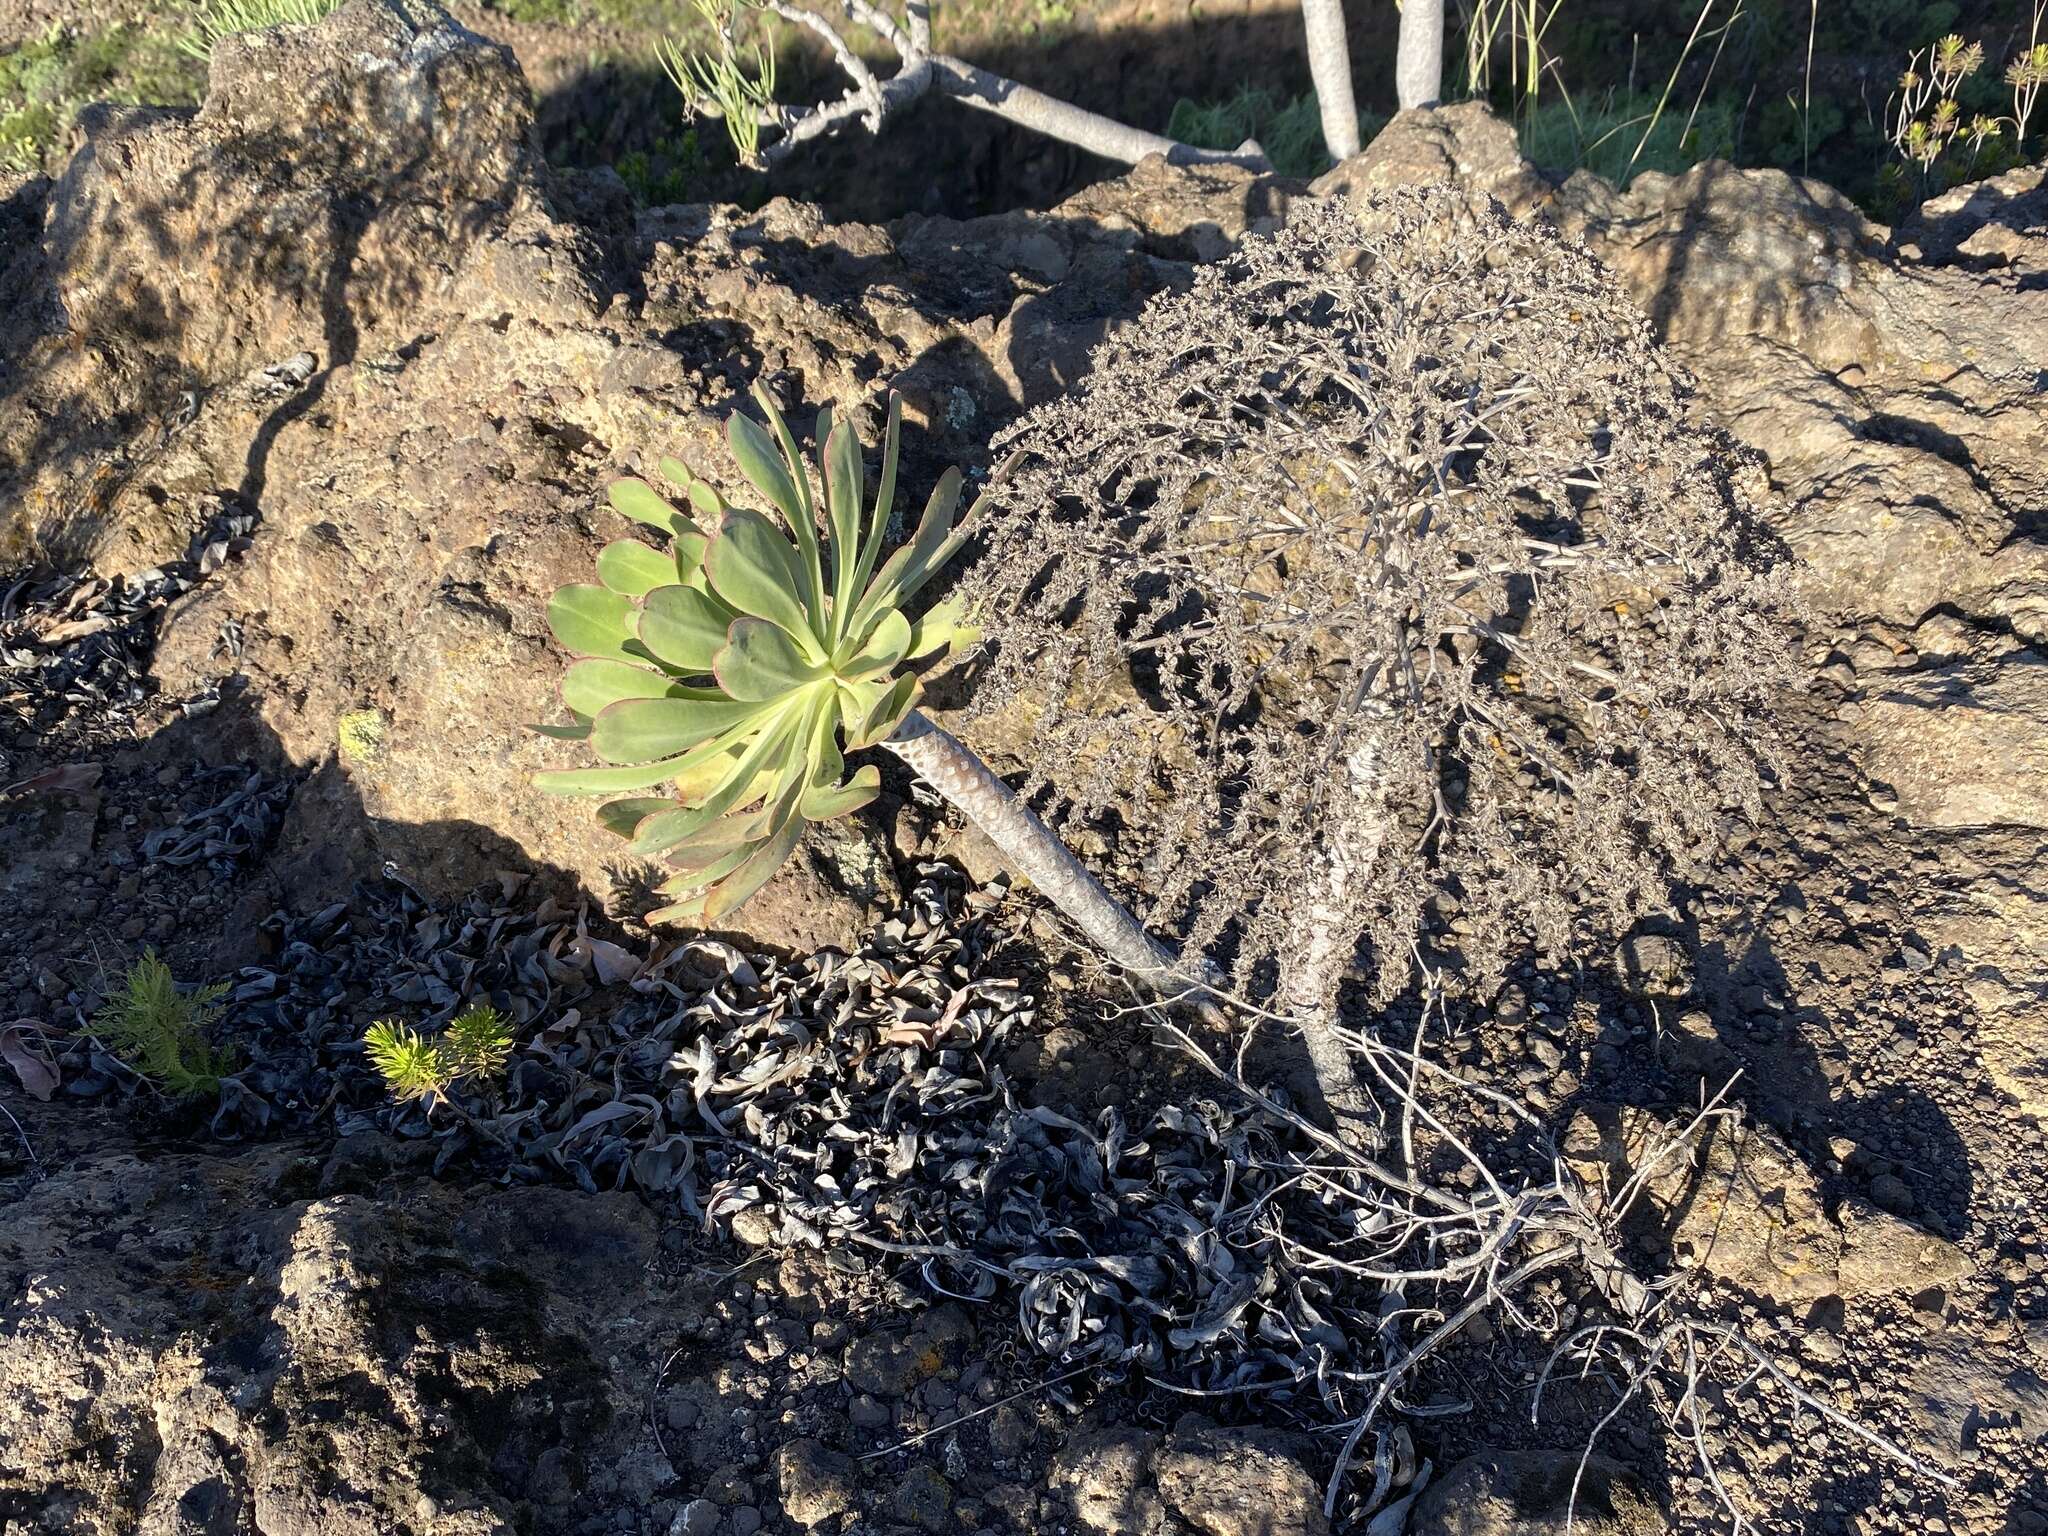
left=3, top=495, right=2044, bottom=1536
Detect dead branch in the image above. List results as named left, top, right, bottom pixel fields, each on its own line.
left=670, top=0, right=1270, bottom=170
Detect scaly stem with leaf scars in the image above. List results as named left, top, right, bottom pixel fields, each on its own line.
left=1301, top=0, right=1362, bottom=160
left=883, top=709, right=1215, bottom=1009
left=1395, top=0, right=1445, bottom=110
left=1279, top=736, right=1392, bottom=1136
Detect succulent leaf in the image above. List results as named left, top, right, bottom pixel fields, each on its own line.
left=754, top=389, right=830, bottom=617
left=626, top=702, right=806, bottom=854
left=837, top=607, right=912, bottom=679
left=562, top=659, right=702, bottom=717
left=596, top=796, right=677, bottom=839
left=548, top=584, right=640, bottom=662
left=844, top=673, right=921, bottom=751
left=822, top=414, right=866, bottom=619
left=706, top=508, right=824, bottom=651
left=608, top=477, right=688, bottom=537
left=686, top=481, right=726, bottom=522
left=541, top=387, right=991, bottom=926
left=844, top=393, right=903, bottom=637
left=530, top=719, right=594, bottom=740
left=637, top=584, right=738, bottom=674
left=846, top=468, right=965, bottom=641
left=535, top=751, right=726, bottom=796
left=671, top=528, right=712, bottom=583
left=714, top=618, right=828, bottom=702
left=592, top=695, right=765, bottom=765
left=904, top=594, right=977, bottom=661
left=801, top=764, right=880, bottom=820
left=727, top=408, right=808, bottom=529
left=702, top=812, right=804, bottom=922
left=597, top=539, right=682, bottom=597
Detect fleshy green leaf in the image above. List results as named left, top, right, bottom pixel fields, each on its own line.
left=759, top=391, right=829, bottom=621
left=548, top=585, right=639, bottom=662
left=843, top=393, right=902, bottom=641
left=845, top=673, right=921, bottom=750
left=597, top=540, right=679, bottom=598
left=846, top=468, right=962, bottom=641
left=529, top=719, right=593, bottom=740
left=597, top=797, right=675, bottom=839
left=727, top=408, right=807, bottom=529
left=609, top=478, right=686, bottom=537
left=837, top=607, right=912, bottom=680
left=627, top=704, right=806, bottom=855
left=657, top=456, right=696, bottom=494
left=706, top=508, right=824, bottom=652
left=637, top=584, right=737, bottom=674
left=702, top=814, right=804, bottom=923
left=905, top=594, right=979, bottom=661
left=562, top=659, right=705, bottom=718
left=592, top=695, right=766, bottom=765
left=687, top=481, right=726, bottom=522
left=714, top=618, right=827, bottom=703
left=672, top=529, right=711, bottom=584
left=801, top=765, right=880, bottom=821
left=535, top=752, right=721, bottom=796
left=821, top=412, right=866, bottom=622
left=645, top=892, right=711, bottom=925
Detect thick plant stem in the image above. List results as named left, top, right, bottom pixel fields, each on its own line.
left=1281, top=739, right=1391, bottom=1137
left=1301, top=0, right=1362, bottom=160
left=934, top=58, right=1266, bottom=167
left=1395, top=0, right=1445, bottom=110
left=884, top=710, right=1202, bottom=1000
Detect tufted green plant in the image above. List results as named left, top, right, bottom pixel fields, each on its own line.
left=535, top=385, right=980, bottom=925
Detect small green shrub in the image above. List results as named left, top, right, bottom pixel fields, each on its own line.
left=1167, top=86, right=1383, bottom=179
left=0, top=23, right=198, bottom=172
left=617, top=129, right=708, bottom=205
left=94, top=950, right=236, bottom=1098
left=182, top=0, right=341, bottom=61
left=364, top=1005, right=514, bottom=1103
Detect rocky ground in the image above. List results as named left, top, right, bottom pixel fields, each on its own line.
left=2, top=3, right=2046, bottom=1534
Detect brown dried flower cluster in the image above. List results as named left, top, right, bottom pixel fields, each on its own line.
left=955, top=189, right=1801, bottom=1012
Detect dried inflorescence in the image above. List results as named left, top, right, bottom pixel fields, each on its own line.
left=956, top=189, right=1801, bottom=1010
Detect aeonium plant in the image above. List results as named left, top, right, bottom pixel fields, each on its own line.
left=533, top=384, right=1194, bottom=997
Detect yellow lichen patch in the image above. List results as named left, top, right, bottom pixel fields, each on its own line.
left=337, top=708, right=388, bottom=764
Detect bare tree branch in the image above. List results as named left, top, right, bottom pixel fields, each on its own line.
left=672, top=0, right=1270, bottom=171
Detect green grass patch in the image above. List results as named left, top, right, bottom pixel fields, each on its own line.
left=0, top=22, right=201, bottom=173
left=1515, top=89, right=1738, bottom=187
left=183, top=0, right=341, bottom=60
left=1167, top=85, right=1385, bottom=179
left=616, top=127, right=709, bottom=205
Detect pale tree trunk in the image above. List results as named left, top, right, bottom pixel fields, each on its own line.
left=1395, top=0, right=1445, bottom=110
left=1279, top=738, right=1392, bottom=1136
left=1300, top=0, right=1362, bottom=161
left=883, top=711, right=1206, bottom=1002
left=933, top=58, right=1264, bottom=167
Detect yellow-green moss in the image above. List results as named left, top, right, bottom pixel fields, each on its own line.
left=337, top=707, right=388, bottom=764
